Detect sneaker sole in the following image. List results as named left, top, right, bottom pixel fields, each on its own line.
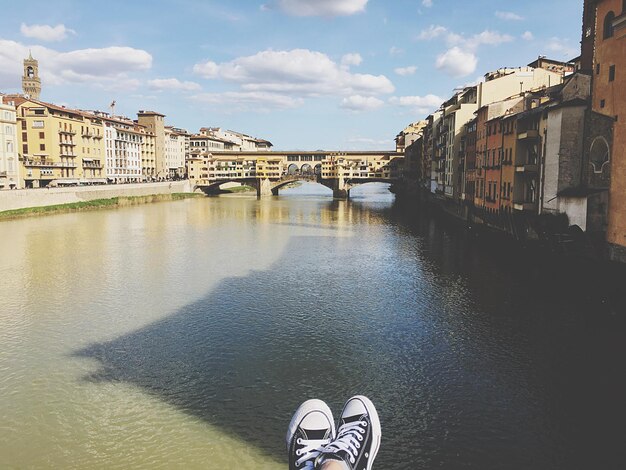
left=347, top=395, right=381, bottom=470
left=286, top=399, right=336, bottom=450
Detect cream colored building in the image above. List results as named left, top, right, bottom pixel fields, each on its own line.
left=0, top=100, right=19, bottom=189
left=164, top=127, right=186, bottom=178
left=101, top=114, right=144, bottom=183
left=200, top=127, right=272, bottom=152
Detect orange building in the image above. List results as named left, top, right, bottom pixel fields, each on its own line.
left=587, top=0, right=626, bottom=261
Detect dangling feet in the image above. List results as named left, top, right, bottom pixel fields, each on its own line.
left=315, top=395, right=381, bottom=470
left=286, top=399, right=336, bottom=469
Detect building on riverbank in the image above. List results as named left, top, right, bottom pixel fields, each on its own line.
left=394, top=42, right=625, bottom=260
left=583, top=0, right=626, bottom=262
left=1, top=96, right=107, bottom=188
left=0, top=101, right=18, bottom=190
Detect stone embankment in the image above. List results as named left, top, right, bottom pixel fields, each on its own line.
left=0, top=181, right=195, bottom=212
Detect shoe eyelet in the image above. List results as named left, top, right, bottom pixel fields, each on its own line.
left=295, top=449, right=301, bottom=456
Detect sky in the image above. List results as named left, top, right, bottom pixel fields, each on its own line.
left=0, top=0, right=584, bottom=150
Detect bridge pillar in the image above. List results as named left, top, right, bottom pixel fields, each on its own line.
left=333, top=188, right=350, bottom=199
left=256, top=178, right=272, bottom=198
left=332, top=177, right=350, bottom=199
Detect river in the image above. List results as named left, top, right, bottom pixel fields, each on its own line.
left=0, top=183, right=624, bottom=469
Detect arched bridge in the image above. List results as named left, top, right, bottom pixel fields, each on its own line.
left=189, top=150, right=404, bottom=198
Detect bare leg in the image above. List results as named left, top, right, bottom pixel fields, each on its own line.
left=320, top=461, right=347, bottom=470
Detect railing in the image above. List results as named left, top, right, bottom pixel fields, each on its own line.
left=24, top=159, right=56, bottom=167
left=58, top=129, right=76, bottom=135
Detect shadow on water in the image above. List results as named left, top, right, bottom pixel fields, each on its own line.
left=74, top=197, right=626, bottom=469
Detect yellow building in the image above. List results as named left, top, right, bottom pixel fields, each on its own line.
left=4, top=96, right=106, bottom=188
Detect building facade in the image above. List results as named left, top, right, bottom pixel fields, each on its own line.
left=587, top=0, right=626, bottom=261
left=0, top=101, right=19, bottom=189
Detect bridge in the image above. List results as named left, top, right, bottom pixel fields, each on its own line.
left=188, top=150, right=404, bottom=198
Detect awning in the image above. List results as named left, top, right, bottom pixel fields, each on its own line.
left=55, top=179, right=80, bottom=185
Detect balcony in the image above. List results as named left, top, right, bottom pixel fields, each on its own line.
left=58, top=129, right=76, bottom=136
left=24, top=159, right=56, bottom=167
left=60, top=151, right=77, bottom=157
left=517, top=129, right=539, bottom=140
left=60, top=141, right=77, bottom=147
left=82, top=160, right=103, bottom=169
left=0, top=171, right=7, bottom=177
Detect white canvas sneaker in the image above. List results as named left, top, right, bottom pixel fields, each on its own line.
left=315, top=395, right=381, bottom=470
left=286, top=399, right=336, bottom=469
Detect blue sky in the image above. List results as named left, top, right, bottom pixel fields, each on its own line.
left=0, top=0, right=583, bottom=150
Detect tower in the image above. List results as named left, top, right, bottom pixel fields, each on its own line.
left=22, top=51, right=41, bottom=100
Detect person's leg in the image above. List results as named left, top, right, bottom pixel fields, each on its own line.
left=315, top=396, right=381, bottom=470
left=286, top=399, right=335, bottom=470
left=320, top=460, right=348, bottom=470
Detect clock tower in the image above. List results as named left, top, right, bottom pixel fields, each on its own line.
left=22, top=51, right=41, bottom=100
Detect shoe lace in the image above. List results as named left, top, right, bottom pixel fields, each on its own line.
left=322, top=420, right=367, bottom=465
left=295, top=437, right=330, bottom=469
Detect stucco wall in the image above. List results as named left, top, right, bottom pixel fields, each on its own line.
left=0, top=181, right=192, bottom=212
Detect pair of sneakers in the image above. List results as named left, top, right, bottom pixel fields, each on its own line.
left=286, top=395, right=381, bottom=470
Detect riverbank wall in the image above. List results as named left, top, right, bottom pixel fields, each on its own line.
left=0, top=181, right=194, bottom=212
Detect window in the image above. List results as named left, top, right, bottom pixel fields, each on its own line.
left=22, top=132, right=27, bottom=141
left=623, top=0, right=626, bottom=14
left=609, top=65, right=616, bottom=82
left=22, top=120, right=27, bottom=130
left=40, top=144, right=45, bottom=151
left=39, top=131, right=45, bottom=139
left=604, top=11, right=615, bottom=39
left=596, top=63, right=601, bottom=75
left=600, top=99, right=606, bottom=108
left=23, top=144, right=28, bottom=154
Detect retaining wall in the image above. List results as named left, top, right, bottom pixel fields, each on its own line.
left=0, top=181, right=193, bottom=212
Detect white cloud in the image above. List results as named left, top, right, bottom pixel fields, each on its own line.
left=340, top=95, right=384, bottom=111
left=394, top=66, right=417, bottom=76
left=465, top=30, right=513, bottom=48
left=389, top=94, right=442, bottom=115
left=193, top=49, right=394, bottom=97
left=417, top=25, right=448, bottom=41
left=522, top=31, right=534, bottom=41
left=264, top=0, right=368, bottom=17
left=0, top=40, right=152, bottom=89
left=20, top=23, right=75, bottom=42
left=191, top=91, right=302, bottom=110
left=148, top=78, right=201, bottom=92
left=422, top=0, right=433, bottom=7
left=417, top=25, right=513, bottom=50
left=341, top=53, right=362, bottom=68
left=435, top=47, right=477, bottom=78
left=495, top=11, right=524, bottom=21
left=389, top=46, right=404, bottom=56
left=544, top=37, right=579, bottom=59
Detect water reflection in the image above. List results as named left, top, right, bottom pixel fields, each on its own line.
left=1, top=184, right=624, bottom=469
